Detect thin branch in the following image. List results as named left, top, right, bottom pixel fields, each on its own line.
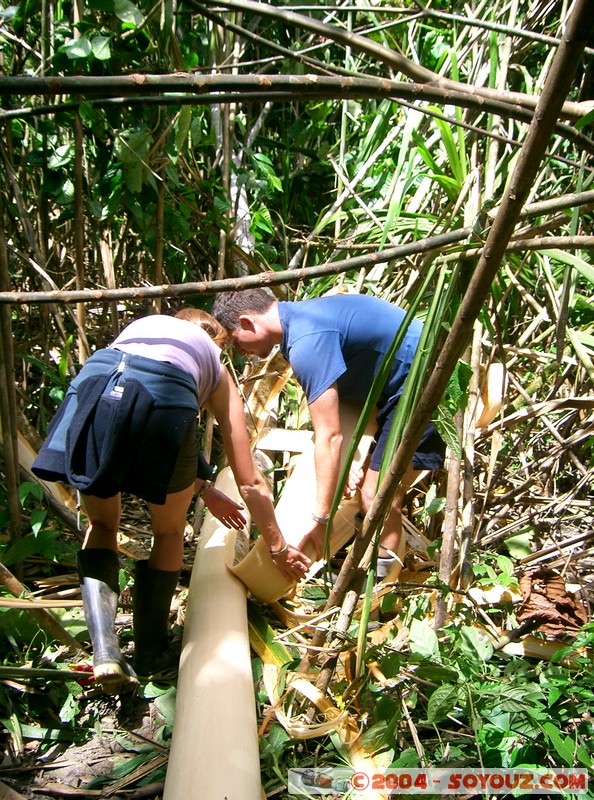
left=197, top=0, right=588, bottom=121
left=0, top=226, right=471, bottom=304
left=0, top=232, right=591, bottom=307
left=244, top=2, right=594, bottom=56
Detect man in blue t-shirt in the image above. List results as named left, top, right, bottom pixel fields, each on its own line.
left=213, top=289, right=444, bottom=579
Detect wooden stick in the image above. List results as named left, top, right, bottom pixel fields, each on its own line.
left=0, top=560, right=84, bottom=653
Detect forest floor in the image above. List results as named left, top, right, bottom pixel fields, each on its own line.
left=2, top=495, right=594, bottom=800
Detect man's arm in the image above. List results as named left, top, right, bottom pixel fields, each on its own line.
left=298, top=383, right=343, bottom=557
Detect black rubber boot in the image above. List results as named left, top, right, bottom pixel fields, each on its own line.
left=132, top=560, right=181, bottom=680
left=77, top=548, right=139, bottom=695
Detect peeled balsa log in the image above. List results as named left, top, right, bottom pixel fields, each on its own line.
left=163, top=467, right=261, bottom=800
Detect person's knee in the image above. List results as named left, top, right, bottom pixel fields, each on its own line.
left=151, top=522, right=185, bottom=541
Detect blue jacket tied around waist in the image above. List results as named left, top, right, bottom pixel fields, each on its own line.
left=32, top=349, right=200, bottom=505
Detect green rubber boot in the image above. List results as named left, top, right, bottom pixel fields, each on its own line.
left=77, top=548, right=139, bottom=695
left=132, top=560, right=181, bottom=680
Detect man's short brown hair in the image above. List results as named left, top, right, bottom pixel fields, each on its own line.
left=212, top=289, right=276, bottom=332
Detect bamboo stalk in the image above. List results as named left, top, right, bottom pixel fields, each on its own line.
left=153, top=171, right=165, bottom=314
left=195, top=0, right=587, bottom=120
left=434, top=410, right=462, bottom=631
left=1, top=74, right=592, bottom=138
left=99, top=227, right=121, bottom=338
left=4, top=230, right=594, bottom=310
left=0, top=666, right=86, bottom=679
left=0, top=598, right=82, bottom=608
left=314, top=589, right=358, bottom=697
left=0, top=189, right=22, bottom=566
left=0, top=781, right=28, bottom=800
left=1, top=225, right=592, bottom=309
left=0, top=226, right=470, bottom=304
left=73, top=111, right=88, bottom=363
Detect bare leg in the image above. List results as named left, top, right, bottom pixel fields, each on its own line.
left=146, top=484, right=195, bottom=571
left=80, top=494, right=121, bottom=552
left=359, top=464, right=422, bottom=558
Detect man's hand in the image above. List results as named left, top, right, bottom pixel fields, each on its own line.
left=199, top=482, right=247, bottom=530
left=296, top=523, right=327, bottom=561
left=270, top=544, right=310, bottom=582
left=344, top=464, right=364, bottom=498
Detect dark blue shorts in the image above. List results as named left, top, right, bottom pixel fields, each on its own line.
left=369, top=405, right=445, bottom=472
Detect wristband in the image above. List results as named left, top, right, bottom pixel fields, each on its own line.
left=197, top=480, right=212, bottom=497
left=312, top=512, right=331, bottom=525
left=270, top=543, right=289, bottom=557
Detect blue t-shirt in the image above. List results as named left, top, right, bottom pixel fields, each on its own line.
left=278, top=295, right=423, bottom=419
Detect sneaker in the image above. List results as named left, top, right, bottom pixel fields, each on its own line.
left=376, top=548, right=401, bottom=581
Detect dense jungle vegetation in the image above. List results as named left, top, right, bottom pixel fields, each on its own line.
left=0, top=0, right=593, bottom=798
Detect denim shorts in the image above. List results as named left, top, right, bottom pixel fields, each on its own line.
left=369, top=404, right=445, bottom=472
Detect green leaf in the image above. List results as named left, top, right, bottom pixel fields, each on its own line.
left=408, top=619, right=440, bottom=661
left=61, top=36, right=92, bottom=59
left=541, top=249, right=594, bottom=285
left=391, top=747, right=420, bottom=768
left=424, top=483, right=446, bottom=517
left=153, top=685, right=177, bottom=725
left=115, top=126, right=152, bottom=193
left=252, top=205, right=275, bottom=237
left=59, top=692, right=80, bottom=724
left=505, top=529, right=534, bottom=559
left=113, top=0, right=144, bottom=26
left=48, top=143, right=73, bottom=169
left=415, top=663, right=460, bottom=684
left=267, top=722, right=290, bottom=755
left=175, top=106, right=193, bottom=154
left=542, top=722, right=576, bottom=768
left=91, top=35, right=111, bottom=60
left=30, top=508, right=47, bottom=536
left=52, top=177, right=75, bottom=205
left=247, top=601, right=295, bottom=668
left=433, top=405, right=461, bottom=458
left=575, top=108, right=594, bottom=130
left=458, top=626, right=494, bottom=664
left=15, top=723, right=77, bottom=742
left=112, top=751, right=159, bottom=779
left=576, top=745, right=593, bottom=768
left=496, top=554, right=514, bottom=577
left=19, top=481, right=44, bottom=506
left=427, top=684, right=460, bottom=724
